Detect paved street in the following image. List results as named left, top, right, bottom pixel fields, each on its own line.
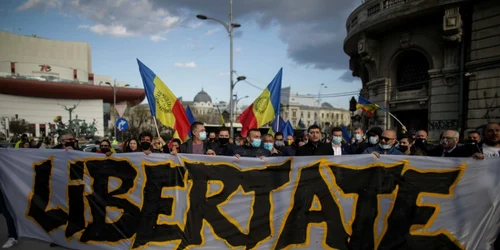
left=0, top=216, right=70, bottom=250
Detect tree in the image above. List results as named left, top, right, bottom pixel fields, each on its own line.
left=9, top=117, right=31, bottom=138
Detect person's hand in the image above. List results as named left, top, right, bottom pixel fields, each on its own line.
left=170, top=147, right=178, bottom=156
left=234, top=154, right=240, bottom=159
left=206, top=149, right=216, bottom=156
left=473, top=152, right=485, bottom=160
left=372, top=152, right=380, bottom=158
left=259, top=156, right=266, bottom=160
left=105, top=151, right=112, bottom=157
left=64, top=146, right=73, bottom=151
left=144, top=150, right=152, bottom=156
left=271, top=148, right=279, bottom=154
left=299, top=142, right=305, bottom=147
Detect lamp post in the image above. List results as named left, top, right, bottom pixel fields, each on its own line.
left=105, top=80, right=129, bottom=137
left=317, top=83, right=327, bottom=125
left=197, top=0, right=242, bottom=138
left=233, top=93, right=249, bottom=123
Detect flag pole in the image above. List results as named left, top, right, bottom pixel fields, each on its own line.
left=152, top=117, right=161, bottom=138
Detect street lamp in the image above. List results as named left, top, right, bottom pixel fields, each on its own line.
left=233, top=94, right=249, bottom=120
left=317, top=83, right=327, bottom=124
left=197, top=0, right=242, bottom=137
left=105, top=80, right=129, bottom=137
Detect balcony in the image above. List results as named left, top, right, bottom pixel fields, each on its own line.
left=344, top=0, right=466, bottom=53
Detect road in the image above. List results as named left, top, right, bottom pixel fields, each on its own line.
left=0, top=216, right=70, bottom=249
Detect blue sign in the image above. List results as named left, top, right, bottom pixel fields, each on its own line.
left=116, top=118, right=129, bottom=132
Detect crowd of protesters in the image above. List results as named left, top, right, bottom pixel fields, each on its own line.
left=0, top=121, right=499, bottom=248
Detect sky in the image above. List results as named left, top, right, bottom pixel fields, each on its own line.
left=0, top=0, right=362, bottom=109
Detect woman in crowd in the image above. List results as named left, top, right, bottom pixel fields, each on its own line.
left=22, top=141, right=31, bottom=148
left=123, top=139, right=141, bottom=152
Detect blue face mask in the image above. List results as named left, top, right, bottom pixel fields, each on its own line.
left=235, top=141, right=240, bottom=146
left=198, top=131, right=207, bottom=141
left=275, top=141, right=284, bottom=147
left=380, top=144, right=393, bottom=150
left=354, top=134, right=362, bottom=141
left=264, top=142, right=273, bottom=151
left=251, top=139, right=261, bottom=148
left=369, top=136, right=378, bottom=145
left=332, top=136, right=342, bottom=144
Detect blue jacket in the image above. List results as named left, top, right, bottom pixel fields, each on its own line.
left=363, top=145, right=405, bottom=155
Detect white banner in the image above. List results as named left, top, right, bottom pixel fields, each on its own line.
left=0, top=149, right=499, bottom=250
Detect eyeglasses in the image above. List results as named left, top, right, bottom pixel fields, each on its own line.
left=380, top=136, right=394, bottom=142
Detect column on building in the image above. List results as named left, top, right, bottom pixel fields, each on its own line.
left=35, top=123, right=40, bottom=137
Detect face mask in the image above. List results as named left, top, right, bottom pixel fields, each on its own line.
left=380, top=144, right=392, bottom=150
left=64, top=142, right=74, bottom=148
left=465, top=140, right=476, bottom=145
left=198, top=131, right=207, bottom=141
left=332, top=136, right=342, bottom=144
left=414, top=139, right=427, bottom=149
left=235, top=141, right=240, bottom=146
left=287, top=139, right=294, bottom=146
left=218, top=138, right=229, bottom=145
left=369, top=136, right=378, bottom=145
left=354, top=134, right=362, bottom=141
left=399, top=146, right=409, bottom=152
left=100, top=147, right=111, bottom=154
left=141, top=142, right=151, bottom=151
left=275, top=141, right=284, bottom=147
left=251, top=139, right=261, bottom=148
left=264, top=142, right=273, bottom=151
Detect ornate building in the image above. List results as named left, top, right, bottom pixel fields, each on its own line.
left=344, top=0, right=500, bottom=141
left=280, top=87, right=351, bottom=130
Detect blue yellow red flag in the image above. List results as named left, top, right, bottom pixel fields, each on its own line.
left=238, top=68, right=283, bottom=137
left=137, top=59, right=190, bottom=141
left=356, top=96, right=386, bottom=117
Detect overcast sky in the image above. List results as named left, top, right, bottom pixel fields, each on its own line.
left=1, top=0, right=362, bottom=108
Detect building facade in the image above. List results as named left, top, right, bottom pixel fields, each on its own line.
left=0, top=31, right=144, bottom=138
left=344, top=0, right=500, bottom=141
left=280, top=87, right=351, bottom=130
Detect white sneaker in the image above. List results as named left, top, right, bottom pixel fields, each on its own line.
left=2, top=238, right=17, bottom=248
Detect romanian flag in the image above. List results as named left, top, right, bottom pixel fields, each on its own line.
left=137, top=59, right=190, bottom=141
left=238, top=68, right=283, bottom=137
left=356, top=96, right=386, bottom=117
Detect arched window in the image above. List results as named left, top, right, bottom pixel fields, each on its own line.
left=395, top=50, right=430, bottom=92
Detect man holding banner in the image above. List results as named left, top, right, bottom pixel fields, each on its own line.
left=296, top=125, right=333, bottom=156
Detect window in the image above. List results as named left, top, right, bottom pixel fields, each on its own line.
left=308, top=112, right=311, bottom=118
left=292, top=109, right=297, bottom=118
left=395, top=50, right=430, bottom=92
left=301, top=112, right=304, bottom=118
left=336, top=114, right=339, bottom=120
left=327, top=113, right=330, bottom=118
left=322, top=113, right=324, bottom=119
left=314, top=113, right=317, bottom=118
left=341, top=114, right=344, bottom=120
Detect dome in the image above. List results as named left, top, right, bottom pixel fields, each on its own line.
left=193, top=89, right=212, bottom=103
left=321, top=102, right=334, bottom=109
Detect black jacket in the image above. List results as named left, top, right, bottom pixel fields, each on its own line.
left=234, top=145, right=271, bottom=158
left=214, top=142, right=237, bottom=156
left=428, top=145, right=471, bottom=157
left=349, top=141, right=368, bottom=155
left=179, top=139, right=217, bottom=154
left=296, top=141, right=334, bottom=156
left=331, top=142, right=352, bottom=155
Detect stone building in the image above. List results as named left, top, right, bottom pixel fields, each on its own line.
left=280, top=87, right=351, bottom=130
left=344, top=0, right=500, bottom=141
